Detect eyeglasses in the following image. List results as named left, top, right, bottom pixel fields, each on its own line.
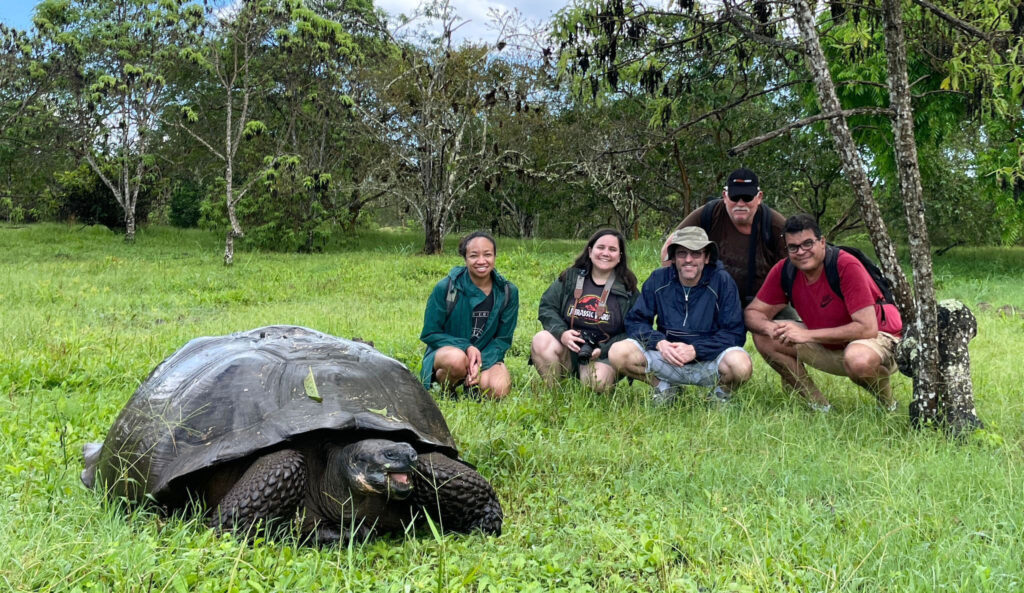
left=725, top=193, right=757, bottom=203
left=675, top=248, right=705, bottom=260
left=785, top=238, right=819, bottom=254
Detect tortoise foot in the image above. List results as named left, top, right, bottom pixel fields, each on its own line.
left=208, top=449, right=307, bottom=535
left=411, top=452, right=502, bottom=536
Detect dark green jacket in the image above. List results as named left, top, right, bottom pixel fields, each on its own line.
left=419, top=266, right=519, bottom=389
left=537, top=266, right=638, bottom=367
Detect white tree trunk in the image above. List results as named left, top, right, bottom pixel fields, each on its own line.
left=881, top=0, right=979, bottom=430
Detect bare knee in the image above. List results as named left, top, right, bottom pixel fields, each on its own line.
left=581, top=362, right=617, bottom=392
left=608, top=340, right=645, bottom=376
left=844, top=347, right=884, bottom=380
left=719, top=350, right=753, bottom=387
left=531, top=331, right=567, bottom=368
left=434, top=347, right=468, bottom=381
left=480, top=364, right=511, bottom=399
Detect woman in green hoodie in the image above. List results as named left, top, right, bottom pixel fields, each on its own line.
left=530, top=228, right=639, bottom=392
left=420, top=231, right=519, bottom=399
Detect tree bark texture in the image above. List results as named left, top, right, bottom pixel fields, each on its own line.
left=422, top=208, right=445, bottom=255
left=881, top=0, right=948, bottom=424
left=896, top=300, right=981, bottom=435
left=793, top=0, right=981, bottom=432
left=791, top=0, right=914, bottom=318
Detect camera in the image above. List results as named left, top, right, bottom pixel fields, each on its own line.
left=576, top=330, right=606, bottom=363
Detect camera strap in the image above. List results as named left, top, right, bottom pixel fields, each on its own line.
left=570, top=269, right=615, bottom=330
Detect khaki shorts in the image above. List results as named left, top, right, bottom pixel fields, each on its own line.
left=795, top=332, right=899, bottom=377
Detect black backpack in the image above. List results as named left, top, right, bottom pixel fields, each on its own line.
left=781, top=244, right=897, bottom=319
left=699, top=199, right=775, bottom=302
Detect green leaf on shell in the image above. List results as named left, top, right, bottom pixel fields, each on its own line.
left=368, top=407, right=387, bottom=416
left=303, top=367, right=321, bottom=402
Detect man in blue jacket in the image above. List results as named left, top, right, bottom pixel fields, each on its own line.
left=609, top=227, right=752, bottom=405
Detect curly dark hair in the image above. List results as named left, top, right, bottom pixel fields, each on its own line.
left=558, top=228, right=638, bottom=293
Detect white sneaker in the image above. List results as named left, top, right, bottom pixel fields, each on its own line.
left=651, top=382, right=678, bottom=407
left=809, top=401, right=832, bottom=413
left=707, top=386, right=731, bottom=405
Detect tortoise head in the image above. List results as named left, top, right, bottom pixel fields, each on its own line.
left=336, top=439, right=418, bottom=500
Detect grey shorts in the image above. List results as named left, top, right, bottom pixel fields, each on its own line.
left=626, top=339, right=750, bottom=387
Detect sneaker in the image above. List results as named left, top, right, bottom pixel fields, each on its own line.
left=880, top=398, right=898, bottom=412
left=707, top=386, right=731, bottom=405
left=651, top=381, right=678, bottom=407
left=809, top=401, right=832, bottom=413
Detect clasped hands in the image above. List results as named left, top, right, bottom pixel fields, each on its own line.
left=464, top=345, right=482, bottom=386
left=656, top=340, right=696, bottom=367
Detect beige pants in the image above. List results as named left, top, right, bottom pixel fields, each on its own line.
left=796, top=332, right=899, bottom=376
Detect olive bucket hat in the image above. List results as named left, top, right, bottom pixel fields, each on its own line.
left=664, top=227, right=719, bottom=263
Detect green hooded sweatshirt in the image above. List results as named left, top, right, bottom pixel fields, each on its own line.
left=419, top=266, right=519, bottom=389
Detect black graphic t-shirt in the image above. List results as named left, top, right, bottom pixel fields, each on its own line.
left=563, top=275, right=623, bottom=341
left=470, top=290, right=494, bottom=343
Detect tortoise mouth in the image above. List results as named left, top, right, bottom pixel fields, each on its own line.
left=387, top=472, right=414, bottom=499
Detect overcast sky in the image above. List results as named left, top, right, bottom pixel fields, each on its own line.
left=0, top=1, right=571, bottom=43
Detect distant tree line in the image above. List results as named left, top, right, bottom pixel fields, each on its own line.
left=0, top=0, right=1021, bottom=263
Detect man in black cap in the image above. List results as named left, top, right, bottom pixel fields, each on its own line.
left=660, top=168, right=788, bottom=309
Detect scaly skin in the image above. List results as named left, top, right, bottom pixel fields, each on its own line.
left=411, top=452, right=503, bottom=535
left=208, top=449, right=307, bottom=535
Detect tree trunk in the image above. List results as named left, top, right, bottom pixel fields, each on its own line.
left=896, top=300, right=981, bottom=435
left=794, top=0, right=981, bottom=433
left=881, top=0, right=979, bottom=431
left=423, top=211, right=444, bottom=255
left=124, top=210, right=136, bottom=243
left=223, top=160, right=245, bottom=266
left=224, top=229, right=235, bottom=266
left=791, top=0, right=914, bottom=316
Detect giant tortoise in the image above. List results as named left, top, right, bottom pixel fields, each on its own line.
left=81, top=325, right=502, bottom=543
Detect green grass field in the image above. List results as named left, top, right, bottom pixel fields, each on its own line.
left=2, top=224, right=1023, bottom=592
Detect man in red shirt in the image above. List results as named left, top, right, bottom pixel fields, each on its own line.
left=744, top=214, right=902, bottom=412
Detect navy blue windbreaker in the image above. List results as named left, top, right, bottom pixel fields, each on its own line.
left=626, top=260, right=746, bottom=362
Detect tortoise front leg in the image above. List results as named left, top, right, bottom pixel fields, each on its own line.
left=208, top=449, right=307, bottom=536
left=411, top=452, right=502, bottom=536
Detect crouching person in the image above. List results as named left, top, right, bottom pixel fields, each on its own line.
left=609, top=227, right=752, bottom=405
left=744, top=214, right=901, bottom=412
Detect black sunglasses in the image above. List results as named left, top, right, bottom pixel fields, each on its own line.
left=725, top=193, right=758, bottom=203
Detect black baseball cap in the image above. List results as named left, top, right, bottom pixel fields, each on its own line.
left=726, top=168, right=760, bottom=198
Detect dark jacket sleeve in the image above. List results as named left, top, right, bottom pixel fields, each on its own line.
left=691, top=271, right=746, bottom=361
left=626, top=274, right=667, bottom=351
left=419, top=277, right=472, bottom=353
left=480, top=283, right=519, bottom=367
left=537, top=274, right=569, bottom=338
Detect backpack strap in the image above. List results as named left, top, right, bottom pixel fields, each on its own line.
left=744, top=206, right=765, bottom=300
left=445, top=268, right=511, bottom=321
left=827, top=245, right=891, bottom=323
left=781, top=245, right=841, bottom=303
left=699, top=199, right=720, bottom=233
left=781, top=259, right=796, bottom=303
left=444, top=270, right=462, bottom=316
left=823, top=245, right=843, bottom=301
left=759, top=205, right=774, bottom=246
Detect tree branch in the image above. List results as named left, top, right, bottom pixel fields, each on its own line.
left=729, top=107, right=895, bottom=155
left=908, top=0, right=993, bottom=41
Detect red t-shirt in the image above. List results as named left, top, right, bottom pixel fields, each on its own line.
left=757, top=251, right=903, bottom=348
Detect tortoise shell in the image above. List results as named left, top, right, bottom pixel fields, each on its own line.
left=91, top=326, right=458, bottom=505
